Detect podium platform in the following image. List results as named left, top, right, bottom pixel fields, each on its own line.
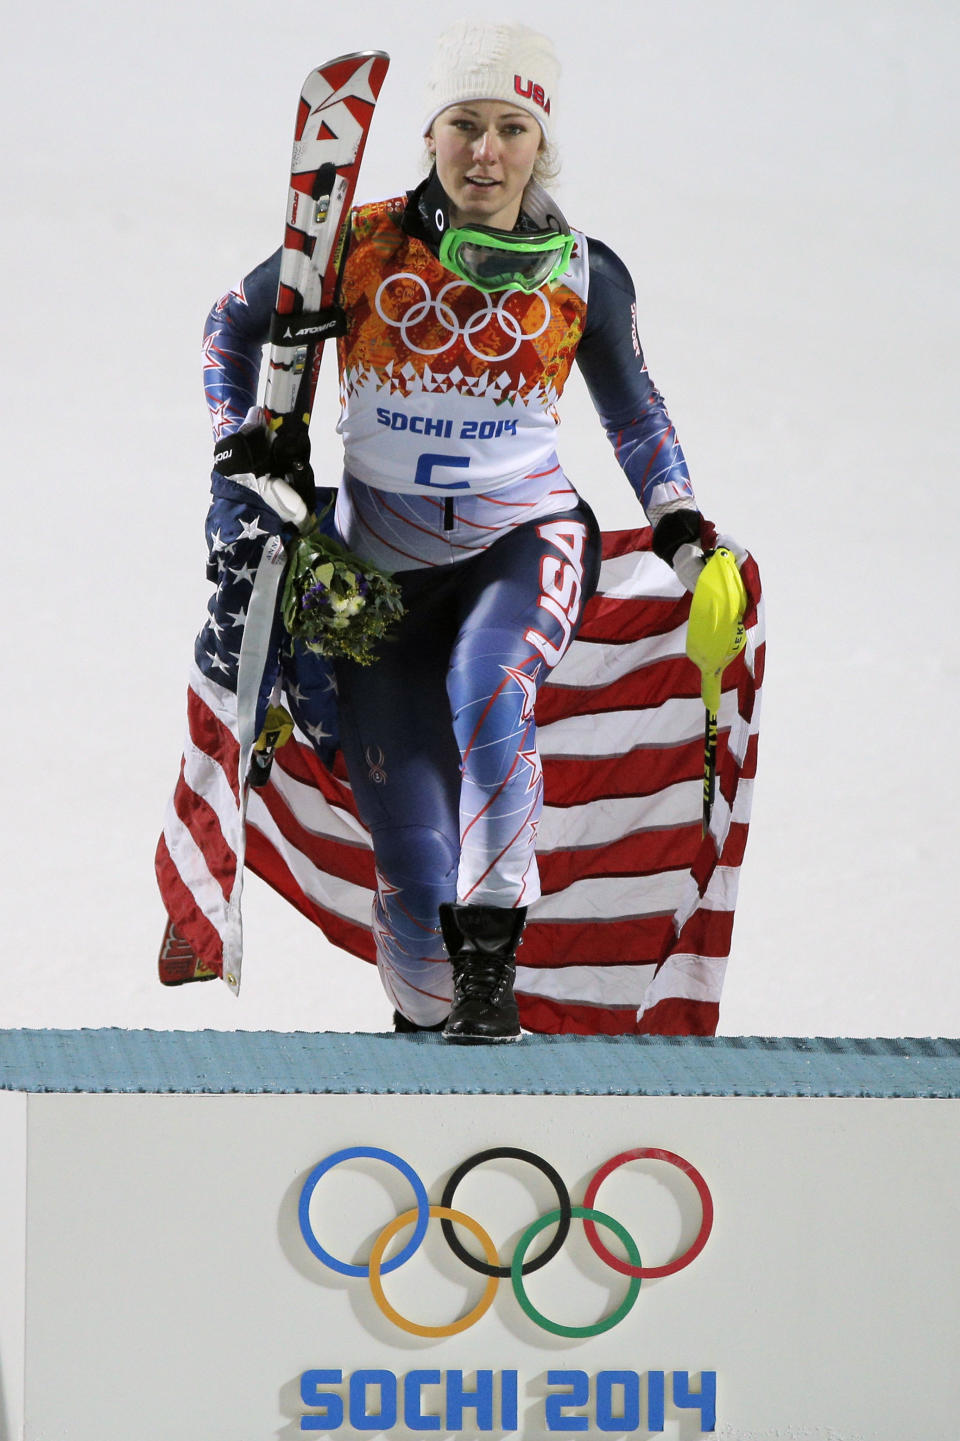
left=2, top=1031, right=959, bottom=1440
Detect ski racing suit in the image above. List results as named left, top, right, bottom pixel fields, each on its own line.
left=199, top=186, right=699, bottom=1024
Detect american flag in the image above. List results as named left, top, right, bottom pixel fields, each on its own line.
left=157, top=527, right=763, bottom=1034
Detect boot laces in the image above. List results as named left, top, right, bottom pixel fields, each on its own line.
left=452, top=957, right=513, bottom=1003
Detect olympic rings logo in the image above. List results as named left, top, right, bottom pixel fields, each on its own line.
left=297, top=1145, right=713, bottom=1339
left=374, top=272, right=551, bottom=361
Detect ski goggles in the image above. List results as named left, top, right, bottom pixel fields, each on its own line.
left=438, top=224, right=575, bottom=294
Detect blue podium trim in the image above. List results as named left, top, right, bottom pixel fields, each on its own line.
left=2, top=1030, right=960, bottom=1097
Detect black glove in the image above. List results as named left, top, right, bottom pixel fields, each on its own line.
left=212, top=408, right=315, bottom=527
left=213, top=425, right=271, bottom=479
left=652, top=508, right=747, bottom=594
left=651, top=508, right=706, bottom=567
left=266, top=415, right=315, bottom=512
left=209, top=409, right=314, bottom=533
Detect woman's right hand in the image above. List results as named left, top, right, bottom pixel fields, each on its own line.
left=212, top=407, right=314, bottom=531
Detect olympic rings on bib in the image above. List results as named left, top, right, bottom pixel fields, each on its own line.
left=374, top=272, right=552, bottom=361
left=297, top=1144, right=713, bottom=1336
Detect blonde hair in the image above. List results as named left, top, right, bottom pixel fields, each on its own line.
left=533, top=139, right=560, bottom=185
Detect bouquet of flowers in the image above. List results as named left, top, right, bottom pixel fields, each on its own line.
left=281, top=530, right=404, bottom=666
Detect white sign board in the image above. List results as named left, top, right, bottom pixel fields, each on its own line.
left=10, top=1091, right=960, bottom=1439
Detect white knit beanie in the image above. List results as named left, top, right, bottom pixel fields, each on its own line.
left=422, top=21, right=559, bottom=144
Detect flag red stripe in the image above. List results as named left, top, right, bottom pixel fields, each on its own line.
left=601, top=529, right=654, bottom=560
left=253, top=781, right=376, bottom=889
left=274, top=741, right=363, bottom=822
left=718, top=820, right=750, bottom=869
left=674, top=906, right=735, bottom=957
left=543, top=737, right=710, bottom=804
left=535, top=657, right=701, bottom=723
left=245, top=824, right=377, bottom=962
left=538, top=828, right=699, bottom=893
left=154, top=834, right=225, bottom=971
left=577, top=596, right=688, bottom=644
left=170, top=764, right=237, bottom=902
left=520, top=915, right=676, bottom=968
left=517, top=992, right=645, bottom=1036
left=187, top=688, right=240, bottom=803
left=635, top=996, right=719, bottom=1037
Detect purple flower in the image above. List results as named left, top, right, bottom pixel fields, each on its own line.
left=301, top=579, right=329, bottom=612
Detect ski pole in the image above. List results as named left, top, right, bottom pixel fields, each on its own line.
left=702, top=707, right=719, bottom=834
left=685, top=548, right=747, bottom=836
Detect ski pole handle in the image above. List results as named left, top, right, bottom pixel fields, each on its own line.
left=686, top=546, right=747, bottom=837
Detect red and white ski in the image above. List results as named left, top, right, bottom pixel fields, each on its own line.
left=264, top=49, right=390, bottom=428
left=158, top=52, right=389, bottom=989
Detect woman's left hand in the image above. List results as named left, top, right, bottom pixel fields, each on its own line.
left=651, top=508, right=748, bottom=595
left=674, top=530, right=748, bottom=594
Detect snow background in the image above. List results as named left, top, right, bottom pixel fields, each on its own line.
left=1, top=0, right=956, bottom=1038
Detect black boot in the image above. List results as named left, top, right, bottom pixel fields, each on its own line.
left=439, top=903, right=526, bottom=1043
left=393, top=1010, right=446, bottom=1033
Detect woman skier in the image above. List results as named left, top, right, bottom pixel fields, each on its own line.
left=180, top=21, right=746, bottom=1041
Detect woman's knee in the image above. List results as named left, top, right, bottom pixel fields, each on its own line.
left=371, top=823, right=459, bottom=926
